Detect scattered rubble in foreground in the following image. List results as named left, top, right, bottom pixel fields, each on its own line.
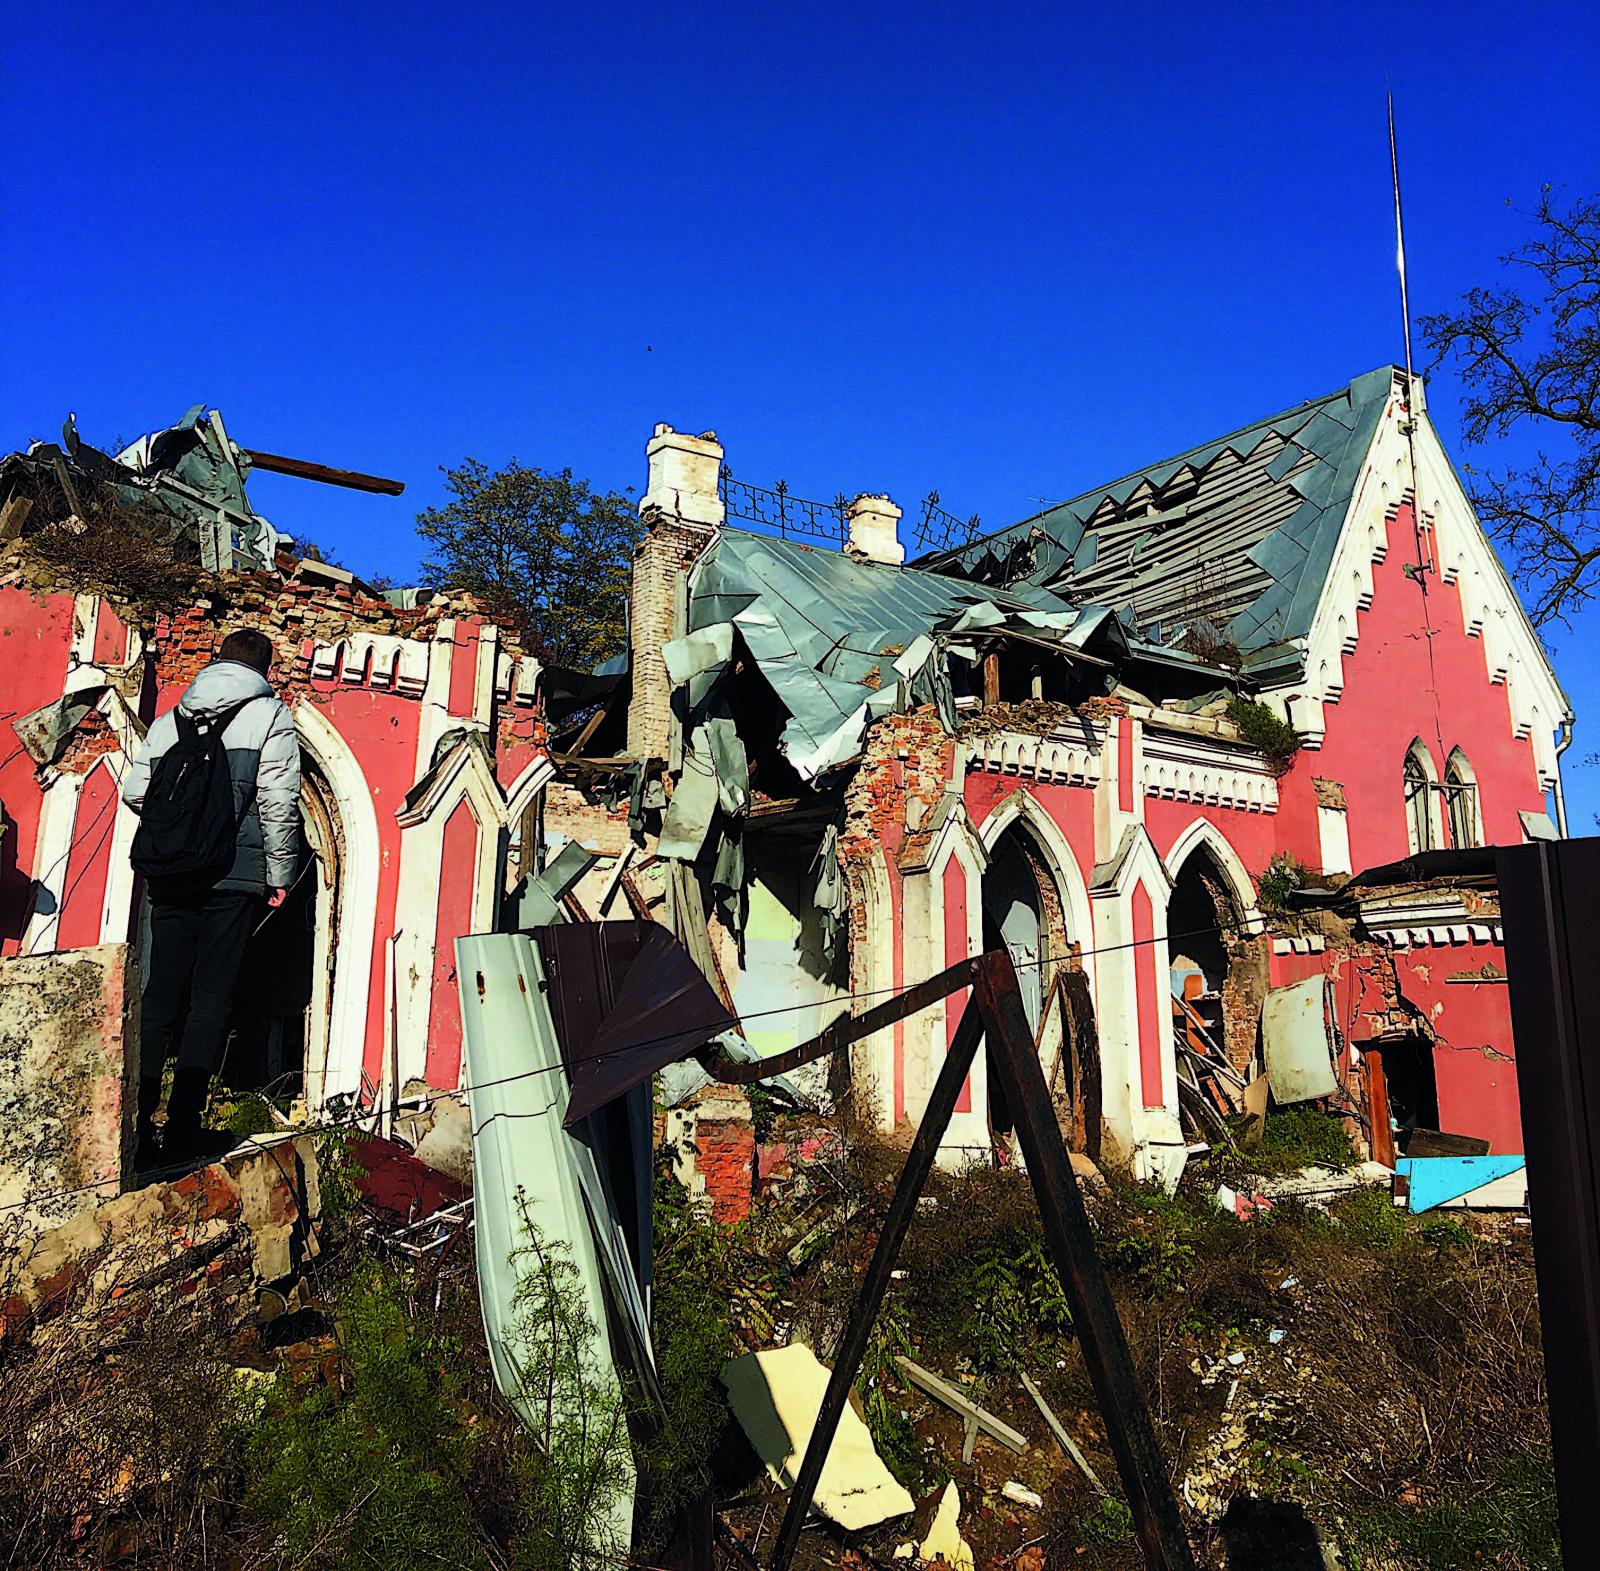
left=0, top=1098, right=1556, bottom=1571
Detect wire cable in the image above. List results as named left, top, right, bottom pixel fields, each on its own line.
left=0, top=917, right=1233, bottom=1219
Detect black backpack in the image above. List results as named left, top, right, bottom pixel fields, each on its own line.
left=131, top=700, right=254, bottom=887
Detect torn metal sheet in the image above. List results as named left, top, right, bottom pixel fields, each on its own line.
left=658, top=741, right=719, bottom=861
left=1262, top=975, right=1339, bottom=1103
left=504, top=839, right=600, bottom=930
left=685, top=531, right=1108, bottom=782
left=13, top=686, right=110, bottom=766
left=529, top=920, right=735, bottom=1129
left=720, top=1343, right=914, bottom=1531
left=456, top=933, right=654, bottom=1563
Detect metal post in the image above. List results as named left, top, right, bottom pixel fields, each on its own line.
left=1497, top=838, right=1600, bottom=1563
left=975, top=949, right=1197, bottom=1571
left=768, top=979, right=986, bottom=1571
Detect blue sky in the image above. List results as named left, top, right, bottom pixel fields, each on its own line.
left=2, top=2, right=1597, bottom=819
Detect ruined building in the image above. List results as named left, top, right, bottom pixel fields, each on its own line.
left=598, top=368, right=1568, bottom=1183
left=0, top=370, right=1572, bottom=1213
left=0, top=410, right=551, bottom=1184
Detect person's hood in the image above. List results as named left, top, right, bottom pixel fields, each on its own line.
left=178, top=659, right=273, bottom=721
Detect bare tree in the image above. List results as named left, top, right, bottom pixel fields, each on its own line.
left=1422, top=189, right=1600, bottom=627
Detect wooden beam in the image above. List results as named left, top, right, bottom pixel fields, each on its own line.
left=768, top=993, right=986, bottom=1571
left=1021, top=1371, right=1108, bottom=1495
left=977, top=950, right=1197, bottom=1571
left=708, top=957, right=971, bottom=1085
left=894, top=1356, right=1028, bottom=1455
left=243, top=448, right=405, bottom=496
left=983, top=650, right=1002, bottom=706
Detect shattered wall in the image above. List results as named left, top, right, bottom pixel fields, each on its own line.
left=0, top=944, right=137, bottom=1232
left=0, top=552, right=551, bottom=1108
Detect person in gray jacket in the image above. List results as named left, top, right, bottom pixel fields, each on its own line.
left=123, top=627, right=301, bottom=1165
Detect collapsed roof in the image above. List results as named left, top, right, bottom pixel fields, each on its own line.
left=922, top=367, right=1398, bottom=680
left=1, top=407, right=285, bottom=573
left=676, top=529, right=1218, bottom=786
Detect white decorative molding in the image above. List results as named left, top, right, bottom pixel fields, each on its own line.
left=1273, top=934, right=1328, bottom=955
left=965, top=722, right=1104, bottom=786
left=308, top=631, right=430, bottom=697
left=1356, top=890, right=1503, bottom=949
left=495, top=648, right=542, bottom=707
left=1141, top=727, right=1278, bottom=813
left=1284, top=379, right=1568, bottom=790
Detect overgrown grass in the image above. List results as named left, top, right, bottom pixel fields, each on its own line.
left=1338, top=1452, right=1562, bottom=1570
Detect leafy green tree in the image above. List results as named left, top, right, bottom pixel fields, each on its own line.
left=1422, top=189, right=1599, bottom=627
left=416, top=458, right=640, bottom=669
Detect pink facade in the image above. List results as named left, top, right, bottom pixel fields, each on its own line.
left=836, top=414, right=1566, bottom=1171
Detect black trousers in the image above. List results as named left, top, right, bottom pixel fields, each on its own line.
left=140, top=890, right=263, bottom=1084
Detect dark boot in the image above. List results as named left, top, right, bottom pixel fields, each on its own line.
left=134, top=1076, right=164, bottom=1175
left=161, top=1067, right=219, bottom=1164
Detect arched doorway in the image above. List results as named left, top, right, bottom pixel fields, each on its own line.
left=226, top=751, right=345, bottom=1099
left=980, top=817, right=1100, bottom=1157
left=1165, top=834, right=1262, bottom=1074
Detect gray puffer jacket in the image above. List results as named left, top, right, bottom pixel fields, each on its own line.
left=123, top=660, right=301, bottom=895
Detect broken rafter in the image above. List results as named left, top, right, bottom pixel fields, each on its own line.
left=895, top=1356, right=1028, bottom=1464
left=243, top=448, right=405, bottom=496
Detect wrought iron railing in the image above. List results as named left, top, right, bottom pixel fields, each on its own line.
left=914, top=491, right=982, bottom=555
left=719, top=466, right=848, bottom=545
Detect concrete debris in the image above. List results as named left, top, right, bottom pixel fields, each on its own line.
left=1001, top=1481, right=1043, bottom=1509
left=720, top=1343, right=914, bottom=1532
left=918, top=1481, right=975, bottom=1571
left=2, top=1136, right=321, bottom=1345
left=0, top=943, right=137, bottom=1233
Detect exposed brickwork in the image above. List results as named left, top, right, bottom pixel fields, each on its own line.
left=839, top=707, right=952, bottom=868
left=695, top=1112, right=756, bottom=1225
left=1, top=1136, right=321, bottom=1345
left=54, top=708, right=120, bottom=775
left=626, top=507, right=714, bottom=761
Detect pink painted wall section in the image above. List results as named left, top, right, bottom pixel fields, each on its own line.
left=942, top=853, right=973, bottom=1114
left=1269, top=939, right=1521, bottom=1154
left=1117, top=719, right=1134, bottom=816
left=1132, top=883, right=1163, bottom=1107
left=1145, top=798, right=1277, bottom=878
left=1395, top=943, right=1521, bottom=1154
left=0, top=587, right=75, bottom=952
left=55, top=765, right=119, bottom=952
left=1276, top=502, right=1547, bottom=872
left=91, top=601, right=129, bottom=667
left=425, top=800, right=479, bottom=1087
left=447, top=621, right=480, bottom=718
left=965, top=773, right=1098, bottom=895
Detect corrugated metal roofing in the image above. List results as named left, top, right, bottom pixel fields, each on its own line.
left=925, top=367, right=1398, bottom=675
left=685, top=530, right=1117, bottom=778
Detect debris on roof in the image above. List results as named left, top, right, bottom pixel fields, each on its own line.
left=924, top=367, right=1398, bottom=678
left=1, top=406, right=407, bottom=578
left=682, top=530, right=1131, bottom=783
left=1, top=407, right=285, bottom=572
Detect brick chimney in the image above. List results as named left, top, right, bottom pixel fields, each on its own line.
left=627, top=424, right=725, bottom=761
left=845, top=493, right=904, bottom=566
